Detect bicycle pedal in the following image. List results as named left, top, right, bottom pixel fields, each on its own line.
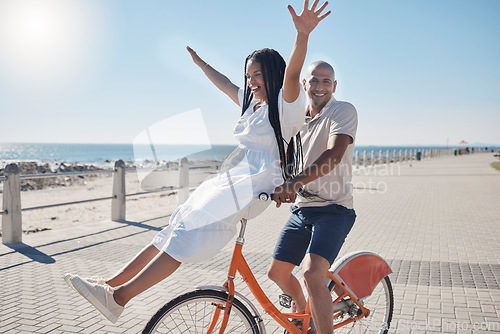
left=279, top=294, right=293, bottom=308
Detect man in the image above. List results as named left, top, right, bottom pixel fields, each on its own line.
left=269, top=61, right=358, bottom=334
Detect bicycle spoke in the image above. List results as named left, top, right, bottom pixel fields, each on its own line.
left=184, top=302, right=196, bottom=333
left=143, top=290, right=258, bottom=334
left=329, top=276, right=393, bottom=334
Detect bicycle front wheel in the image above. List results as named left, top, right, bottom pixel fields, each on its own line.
left=329, top=276, right=394, bottom=334
left=143, top=289, right=260, bottom=334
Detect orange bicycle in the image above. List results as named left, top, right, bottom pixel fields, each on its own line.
left=143, top=193, right=393, bottom=334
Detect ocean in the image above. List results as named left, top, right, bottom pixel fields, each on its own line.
left=0, top=142, right=494, bottom=168
left=0, top=143, right=236, bottom=165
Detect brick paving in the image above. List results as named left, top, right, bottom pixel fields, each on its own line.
left=1, top=153, right=499, bottom=333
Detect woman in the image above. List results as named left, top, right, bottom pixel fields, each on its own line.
left=64, top=0, right=330, bottom=324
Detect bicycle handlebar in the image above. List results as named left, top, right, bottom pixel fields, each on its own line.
left=258, top=192, right=274, bottom=201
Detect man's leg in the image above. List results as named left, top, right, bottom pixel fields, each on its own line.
left=113, top=251, right=181, bottom=306
left=268, top=259, right=307, bottom=312
left=106, top=243, right=160, bottom=287
left=302, top=253, right=333, bottom=334
left=300, top=204, right=356, bottom=333
left=268, top=206, right=311, bottom=312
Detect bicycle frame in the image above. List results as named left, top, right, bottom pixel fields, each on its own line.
left=207, top=219, right=378, bottom=334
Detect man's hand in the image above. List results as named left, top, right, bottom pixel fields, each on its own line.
left=288, top=0, right=331, bottom=36
left=273, top=180, right=301, bottom=208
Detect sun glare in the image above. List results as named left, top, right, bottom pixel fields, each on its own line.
left=0, top=0, right=105, bottom=91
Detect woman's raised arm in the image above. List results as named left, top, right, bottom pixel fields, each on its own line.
left=283, top=0, right=330, bottom=103
left=187, top=46, right=240, bottom=106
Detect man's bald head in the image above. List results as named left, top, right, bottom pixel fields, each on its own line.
left=305, top=61, right=335, bottom=81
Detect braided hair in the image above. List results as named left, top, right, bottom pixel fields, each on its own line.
left=241, top=48, right=303, bottom=181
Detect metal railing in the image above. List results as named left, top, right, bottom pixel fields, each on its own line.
left=1, top=158, right=220, bottom=244
left=352, top=147, right=483, bottom=167
left=18, top=169, right=117, bottom=212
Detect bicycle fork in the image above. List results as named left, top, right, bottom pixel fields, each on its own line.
left=206, top=220, right=246, bottom=334
left=204, top=276, right=236, bottom=334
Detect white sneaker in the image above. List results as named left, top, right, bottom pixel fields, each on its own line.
left=63, top=273, right=106, bottom=292
left=70, top=275, right=124, bottom=323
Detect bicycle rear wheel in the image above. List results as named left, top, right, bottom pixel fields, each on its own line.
left=329, top=276, right=393, bottom=334
left=143, top=289, right=260, bottom=334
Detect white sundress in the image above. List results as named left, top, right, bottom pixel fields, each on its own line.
left=152, top=88, right=306, bottom=263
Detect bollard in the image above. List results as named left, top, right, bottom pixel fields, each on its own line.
left=2, top=164, right=22, bottom=244
left=379, top=150, right=383, bottom=164
left=355, top=151, right=360, bottom=166
left=399, top=149, right=403, bottom=163
left=393, top=150, right=397, bottom=163
left=386, top=150, right=390, bottom=164
left=111, top=160, right=126, bottom=221
left=177, top=157, right=189, bottom=204
left=363, top=150, right=368, bottom=167
left=371, top=150, right=375, bottom=166
left=404, top=149, right=408, bottom=162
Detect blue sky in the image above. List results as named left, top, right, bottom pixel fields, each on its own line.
left=0, top=0, right=499, bottom=146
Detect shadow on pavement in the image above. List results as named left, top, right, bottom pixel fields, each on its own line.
left=112, top=216, right=169, bottom=231
left=0, top=215, right=171, bottom=271
left=4, top=243, right=56, bottom=265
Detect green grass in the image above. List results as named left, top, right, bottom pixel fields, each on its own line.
left=491, top=161, right=500, bottom=171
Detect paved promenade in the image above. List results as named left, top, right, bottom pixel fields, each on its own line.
left=1, top=153, right=499, bottom=333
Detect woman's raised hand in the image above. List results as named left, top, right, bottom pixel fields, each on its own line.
left=186, top=46, right=240, bottom=105
left=288, top=0, right=331, bottom=35
left=186, top=46, right=205, bottom=68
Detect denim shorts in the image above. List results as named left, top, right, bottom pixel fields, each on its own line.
left=272, top=204, right=356, bottom=266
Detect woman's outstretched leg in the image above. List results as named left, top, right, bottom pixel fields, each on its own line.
left=113, top=251, right=181, bottom=306
left=106, top=243, right=160, bottom=287
left=67, top=244, right=181, bottom=323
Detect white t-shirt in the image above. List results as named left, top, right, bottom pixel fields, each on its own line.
left=295, top=96, right=358, bottom=209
